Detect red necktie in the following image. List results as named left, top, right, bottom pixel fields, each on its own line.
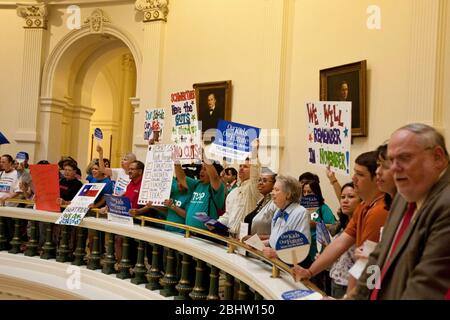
left=370, top=202, right=417, bottom=300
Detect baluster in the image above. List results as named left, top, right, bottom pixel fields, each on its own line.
left=56, top=225, right=72, bottom=262
left=206, top=265, right=220, bottom=300
left=145, top=243, right=162, bottom=290
left=223, top=273, right=234, bottom=300
left=0, top=217, right=8, bottom=251
left=189, top=259, right=208, bottom=300
left=8, top=219, right=22, bottom=254
left=175, top=253, right=193, bottom=300
left=160, top=248, right=178, bottom=296
left=24, top=220, right=38, bottom=256
left=254, top=291, right=264, bottom=300
left=116, top=237, right=132, bottom=279
left=72, top=227, right=87, bottom=266
left=102, top=232, right=116, bottom=274
left=131, top=240, right=148, bottom=284
left=41, top=223, right=56, bottom=259
left=87, top=230, right=101, bottom=269
left=238, top=281, right=253, bottom=300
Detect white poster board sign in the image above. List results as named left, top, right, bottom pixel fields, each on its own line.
left=170, top=90, right=202, bottom=163
left=144, top=108, right=165, bottom=142
left=56, top=183, right=105, bottom=226
left=138, top=144, right=174, bottom=206
left=306, top=101, right=351, bottom=176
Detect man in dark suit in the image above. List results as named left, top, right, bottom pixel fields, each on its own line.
left=350, top=123, right=450, bottom=299
left=199, top=93, right=223, bottom=133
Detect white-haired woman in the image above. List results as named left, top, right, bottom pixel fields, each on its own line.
left=262, top=175, right=311, bottom=262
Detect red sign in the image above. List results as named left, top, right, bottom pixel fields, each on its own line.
left=29, top=164, right=60, bottom=213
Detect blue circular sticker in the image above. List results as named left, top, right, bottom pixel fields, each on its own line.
left=94, top=128, right=103, bottom=141
left=275, top=230, right=309, bottom=250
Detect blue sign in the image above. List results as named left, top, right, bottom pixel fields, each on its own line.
left=105, top=195, right=131, bottom=216
left=282, top=289, right=316, bottom=300
left=214, top=120, right=260, bottom=153
left=275, top=230, right=309, bottom=250
left=300, top=194, right=320, bottom=208
left=0, top=132, right=9, bottom=145
left=94, top=128, right=103, bottom=141
left=16, top=152, right=28, bottom=163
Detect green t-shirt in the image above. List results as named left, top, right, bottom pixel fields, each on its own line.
left=166, top=178, right=192, bottom=233
left=185, top=176, right=225, bottom=230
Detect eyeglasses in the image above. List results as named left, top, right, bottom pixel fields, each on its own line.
left=258, top=178, right=274, bottom=184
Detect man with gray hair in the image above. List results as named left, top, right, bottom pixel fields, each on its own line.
left=350, top=123, right=450, bottom=299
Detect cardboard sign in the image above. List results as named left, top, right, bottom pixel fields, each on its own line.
left=209, top=120, right=260, bottom=161
left=306, top=101, right=351, bottom=176
left=0, top=132, right=9, bottom=145
left=282, top=289, right=322, bottom=300
left=144, top=108, right=165, bottom=141
left=300, top=195, right=320, bottom=209
left=16, top=152, right=28, bottom=164
left=275, top=230, right=310, bottom=265
left=105, top=194, right=133, bottom=225
left=170, top=90, right=202, bottom=163
left=138, top=144, right=174, bottom=206
left=56, top=183, right=105, bottom=225
left=29, top=164, right=60, bottom=212
left=94, top=128, right=103, bottom=141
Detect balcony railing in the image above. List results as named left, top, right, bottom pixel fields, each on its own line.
left=0, top=199, right=322, bottom=300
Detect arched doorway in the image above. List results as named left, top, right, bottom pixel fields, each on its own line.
left=38, top=24, right=141, bottom=173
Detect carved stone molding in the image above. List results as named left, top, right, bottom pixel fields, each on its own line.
left=84, top=8, right=110, bottom=33
left=135, top=0, right=169, bottom=22
left=122, top=53, right=135, bottom=70
left=16, top=3, right=48, bottom=29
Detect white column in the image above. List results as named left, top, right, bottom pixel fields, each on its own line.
left=15, top=4, right=48, bottom=161
left=36, top=98, right=65, bottom=163
left=134, top=0, right=168, bottom=150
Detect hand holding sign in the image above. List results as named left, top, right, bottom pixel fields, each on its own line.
left=94, top=128, right=103, bottom=143
left=275, top=230, right=310, bottom=265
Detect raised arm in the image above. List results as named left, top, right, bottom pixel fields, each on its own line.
left=96, top=145, right=112, bottom=177
left=174, top=164, right=187, bottom=190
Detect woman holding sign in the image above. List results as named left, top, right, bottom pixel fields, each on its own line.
left=262, top=175, right=311, bottom=265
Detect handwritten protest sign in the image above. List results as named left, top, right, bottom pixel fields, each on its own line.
left=29, top=164, right=60, bottom=212
left=138, top=144, right=174, bottom=206
left=144, top=108, right=165, bottom=142
left=209, top=120, right=260, bottom=161
left=55, top=183, right=105, bottom=225
left=170, top=90, right=202, bottom=163
left=306, top=101, right=351, bottom=176
left=105, top=195, right=133, bottom=225
left=275, top=230, right=310, bottom=265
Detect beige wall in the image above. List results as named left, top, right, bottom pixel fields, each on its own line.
left=0, top=0, right=448, bottom=212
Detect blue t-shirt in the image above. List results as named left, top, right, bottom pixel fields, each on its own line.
left=165, top=178, right=192, bottom=233
left=89, top=177, right=114, bottom=204
left=185, top=177, right=225, bottom=230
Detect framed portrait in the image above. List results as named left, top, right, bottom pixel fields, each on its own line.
left=320, top=60, right=367, bottom=137
left=193, top=80, right=232, bottom=133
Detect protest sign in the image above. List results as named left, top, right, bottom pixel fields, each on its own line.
left=16, top=152, right=28, bottom=164
left=170, top=90, right=202, bottom=163
left=306, top=101, right=351, bottom=176
left=0, top=132, right=9, bottom=145
left=55, top=183, right=105, bottom=225
left=209, top=120, right=260, bottom=161
left=144, top=108, right=165, bottom=142
left=94, top=128, right=103, bottom=142
left=105, top=194, right=133, bottom=225
left=194, top=212, right=229, bottom=236
left=275, top=230, right=310, bottom=265
left=282, top=289, right=322, bottom=300
left=29, top=164, right=60, bottom=212
left=138, top=144, right=174, bottom=206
